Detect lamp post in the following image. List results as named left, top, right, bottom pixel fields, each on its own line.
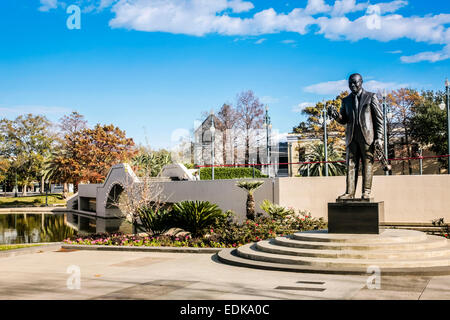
left=440, top=79, right=450, bottom=174
left=210, top=113, right=215, bottom=180
left=321, top=101, right=329, bottom=177
left=447, top=79, right=450, bottom=174
left=382, top=90, right=389, bottom=176
left=14, top=172, right=17, bottom=198
left=45, top=180, right=49, bottom=207
left=264, top=106, right=272, bottom=177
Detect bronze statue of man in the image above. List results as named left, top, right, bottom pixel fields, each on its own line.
left=329, top=73, right=384, bottom=200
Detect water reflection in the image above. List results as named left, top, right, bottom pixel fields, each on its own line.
left=0, top=212, right=132, bottom=244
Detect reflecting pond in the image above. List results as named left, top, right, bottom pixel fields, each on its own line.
left=0, top=212, right=132, bottom=244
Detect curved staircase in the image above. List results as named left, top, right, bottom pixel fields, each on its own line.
left=217, top=229, right=450, bottom=275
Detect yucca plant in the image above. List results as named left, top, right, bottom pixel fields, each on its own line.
left=260, top=199, right=294, bottom=220
left=237, top=181, right=264, bottom=220
left=299, top=143, right=346, bottom=177
left=172, top=201, right=225, bottom=237
left=137, top=205, right=174, bottom=236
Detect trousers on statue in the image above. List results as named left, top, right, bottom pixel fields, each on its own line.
left=345, top=125, right=375, bottom=196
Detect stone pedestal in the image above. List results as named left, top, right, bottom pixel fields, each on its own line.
left=328, top=201, right=385, bottom=234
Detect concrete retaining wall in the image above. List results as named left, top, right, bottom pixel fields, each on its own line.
left=75, top=163, right=450, bottom=224
left=277, top=175, right=450, bottom=223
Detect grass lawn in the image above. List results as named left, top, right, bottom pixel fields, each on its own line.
left=0, top=244, right=42, bottom=251
left=0, top=194, right=68, bottom=207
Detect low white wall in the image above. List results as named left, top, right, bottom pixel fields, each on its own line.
left=277, top=175, right=450, bottom=223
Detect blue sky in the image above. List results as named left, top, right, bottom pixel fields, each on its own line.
left=1, top=0, right=449, bottom=149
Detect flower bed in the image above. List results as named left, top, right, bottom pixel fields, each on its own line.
left=64, top=213, right=327, bottom=248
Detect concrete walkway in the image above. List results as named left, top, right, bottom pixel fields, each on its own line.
left=0, top=248, right=449, bottom=300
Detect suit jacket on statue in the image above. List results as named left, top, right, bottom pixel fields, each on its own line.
left=337, top=89, right=384, bottom=147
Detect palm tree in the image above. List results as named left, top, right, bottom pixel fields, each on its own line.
left=131, top=150, right=172, bottom=177
left=42, top=149, right=72, bottom=198
left=299, top=143, right=346, bottom=177
left=236, top=181, right=264, bottom=220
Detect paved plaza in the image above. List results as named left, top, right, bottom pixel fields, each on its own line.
left=0, top=247, right=449, bottom=300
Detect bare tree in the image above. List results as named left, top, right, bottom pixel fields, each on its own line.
left=216, top=103, right=239, bottom=164
left=236, top=90, right=264, bottom=165
left=57, top=111, right=88, bottom=194
left=59, top=111, right=88, bottom=137
left=110, top=164, right=167, bottom=235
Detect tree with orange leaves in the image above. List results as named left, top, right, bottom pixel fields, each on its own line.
left=72, top=124, right=137, bottom=184
left=292, top=91, right=348, bottom=144
left=386, top=88, right=423, bottom=175
left=45, top=112, right=136, bottom=193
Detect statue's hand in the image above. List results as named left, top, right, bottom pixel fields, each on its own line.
left=328, top=106, right=340, bottom=120
left=374, top=139, right=383, bottom=149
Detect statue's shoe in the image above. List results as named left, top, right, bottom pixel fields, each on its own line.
left=337, top=193, right=355, bottom=201
left=361, top=192, right=372, bottom=200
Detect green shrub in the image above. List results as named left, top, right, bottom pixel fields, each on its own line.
left=66, top=209, right=328, bottom=248
left=210, top=210, right=327, bottom=246
left=137, top=206, right=174, bottom=236
left=260, top=199, right=294, bottom=220
left=199, top=167, right=267, bottom=180
left=33, top=198, right=43, bottom=204
left=172, top=200, right=226, bottom=237
left=183, top=163, right=195, bottom=169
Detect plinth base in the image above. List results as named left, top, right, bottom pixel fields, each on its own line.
left=328, top=201, right=384, bottom=234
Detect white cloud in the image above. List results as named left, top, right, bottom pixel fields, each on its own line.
left=255, top=38, right=266, bottom=44
left=304, top=80, right=348, bottom=95
left=108, top=1, right=317, bottom=36
left=38, top=0, right=58, bottom=12
left=260, top=96, right=279, bottom=104
left=316, top=13, right=450, bottom=44
left=292, top=102, right=314, bottom=112
left=387, top=50, right=402, bottom=54
left=99, top=0, right=118, bottom=10
left=304, top=0, right=331, bottom=15
left=171, top=128, right=190, bottom=143
left=228, top=0, right=254, bottom=13
left=330, top=0, right=367, bottom=17
left=304, top=79, right=410, bottom=94
left=281, top=39, right=296, bottom=44
left=364, top=80, right=410, bottom=92
left=401, top=45, right=450, bottom=63
left=271, top=130, right=289, bottom=143
left=377, top=0, right=408, bottom=14
left=39, top=0, right=450, bottom=63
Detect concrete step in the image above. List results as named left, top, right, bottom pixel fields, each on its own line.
left=273, top=235, right=448, bottom=251
left=256, top=239, right=450, bottom=260
left=291, top=229, right=428, bottom=244
left=217, top=248, right=450, bottom=276
left=236, top=243, right=450, bottom=268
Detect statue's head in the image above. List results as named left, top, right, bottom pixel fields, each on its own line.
left=348, top=73, right=363, bottom=95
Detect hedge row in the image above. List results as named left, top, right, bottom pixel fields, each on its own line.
left=199, top=167, right=268, bottom=180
